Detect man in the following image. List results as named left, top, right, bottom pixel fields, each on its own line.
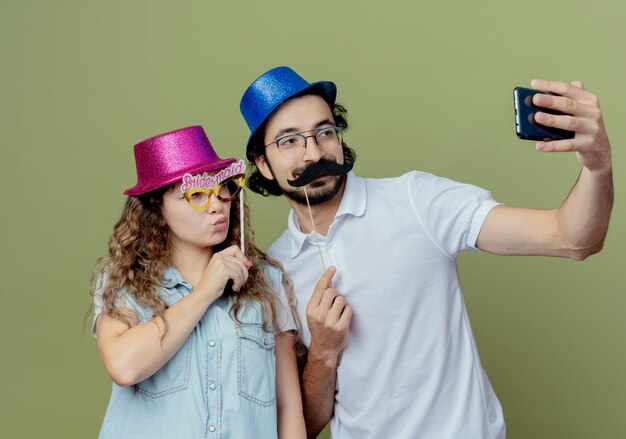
left=239, top=66, right=613, bottom=438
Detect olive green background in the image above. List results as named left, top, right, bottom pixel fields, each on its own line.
left=1, top=0, right=623, bottom=438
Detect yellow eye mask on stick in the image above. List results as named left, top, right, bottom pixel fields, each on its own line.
left=180, top=160, right=247, bottom=253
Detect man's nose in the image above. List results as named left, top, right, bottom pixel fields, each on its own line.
left=302, top=136, right=323, bottom=162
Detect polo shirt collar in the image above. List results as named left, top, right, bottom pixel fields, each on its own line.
left=288, top=171, right=366, bottom=258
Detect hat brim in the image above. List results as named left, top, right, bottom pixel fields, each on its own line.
left=123, top=157, right=237, bottom=196
left=245, top=80, right=337, bottom=160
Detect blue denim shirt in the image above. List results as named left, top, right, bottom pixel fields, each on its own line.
left=93, top=266, right=294, bottom=439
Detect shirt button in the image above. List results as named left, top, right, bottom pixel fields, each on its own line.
left=209, top=425, right=216, bottom=432
left=209, top=383, right=216, bottom=390
left=208, top=340, right=216, bottom=347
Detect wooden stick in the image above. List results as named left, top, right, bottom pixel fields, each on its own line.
left=304, top=187, right=326, bottom=270
left=239, top=189, right=245, bottom=254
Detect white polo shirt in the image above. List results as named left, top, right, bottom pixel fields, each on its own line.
left=267, top=171, right=505, bottom=439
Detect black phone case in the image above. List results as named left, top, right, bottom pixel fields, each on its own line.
left=513, top=87, right=575, bottom=141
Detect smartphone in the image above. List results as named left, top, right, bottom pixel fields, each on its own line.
left=513, top=87, right=575, bottom=141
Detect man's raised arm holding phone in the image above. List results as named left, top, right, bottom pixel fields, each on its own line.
left=478, top=79, right=613, bottom=259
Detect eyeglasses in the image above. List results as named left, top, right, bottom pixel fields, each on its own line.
left=182, top=174, right=245, bottom=211
left=265, top=126, right=343, bottom=160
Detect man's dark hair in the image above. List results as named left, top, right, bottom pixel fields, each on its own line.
left=247, top=96, right=357, bottom=197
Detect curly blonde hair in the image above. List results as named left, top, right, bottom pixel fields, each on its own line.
left=89, top=185, right=299, bottom=338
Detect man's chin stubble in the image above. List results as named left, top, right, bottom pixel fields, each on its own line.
left=281, top=175, right=345, bottom=206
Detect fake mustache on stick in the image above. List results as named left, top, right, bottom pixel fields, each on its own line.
left=287, top=159, right=353, bottom=187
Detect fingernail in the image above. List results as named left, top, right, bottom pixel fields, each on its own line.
left=531, top=79, right=542, bottom=88
left=533, top=94, right=546, bottom=105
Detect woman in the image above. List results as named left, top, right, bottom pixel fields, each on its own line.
left=90, top=125, right=305, bottom=438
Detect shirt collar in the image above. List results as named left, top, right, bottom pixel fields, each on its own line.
left=158, top=266, right=190, bottom=288
left=288, top=171, right=366, bottom=258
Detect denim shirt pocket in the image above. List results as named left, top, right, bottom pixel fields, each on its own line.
left=135, top=336, right=193, bottom=398
left=236, top=322, right=276, bottom=406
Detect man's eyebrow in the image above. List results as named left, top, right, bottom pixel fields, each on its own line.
left=313, top=118, right=335, bottom=129
left=272, top=118, right=335, bottom=141
left=272, top=126, right=299, bottom=140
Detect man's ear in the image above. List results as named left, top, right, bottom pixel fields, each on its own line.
left=254, top=155, right=275, bottom=181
